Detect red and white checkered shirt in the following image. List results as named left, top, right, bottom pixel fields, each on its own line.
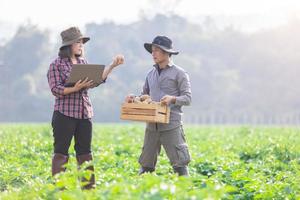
left=47, top=57, right=93, bottom=119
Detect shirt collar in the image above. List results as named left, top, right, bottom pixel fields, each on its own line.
left=59, top=57, right=84, bottom=64
left=153, top=60, right=174, bottom=69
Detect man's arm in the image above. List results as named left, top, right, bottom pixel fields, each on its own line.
left=161, top=71, right=192, bottom=106
left=141, top=77, right=150, bottom=95
left=174, top=71, right=192, bottom=106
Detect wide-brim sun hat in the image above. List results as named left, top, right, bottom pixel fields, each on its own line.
left=144, top=35, right=179, bottom=55
left=60, top=26, right=90, bottom=49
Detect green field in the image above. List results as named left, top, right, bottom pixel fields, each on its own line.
left=0, top=124, right=299, bottom=199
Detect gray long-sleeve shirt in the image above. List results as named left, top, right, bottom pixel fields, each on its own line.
left=142, top=62, right=192, bottom=131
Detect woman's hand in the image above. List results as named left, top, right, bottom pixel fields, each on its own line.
left=73, top=77, right=94, bottom=91
left=110, top=54, right=125, bottom=69
left=63, top=78, right=94, bottom=95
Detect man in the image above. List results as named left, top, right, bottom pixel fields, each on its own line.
left=126, top=35, right=192, bottom=176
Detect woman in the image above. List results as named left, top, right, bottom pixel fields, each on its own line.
left=47, top=26, right=124, bottom=189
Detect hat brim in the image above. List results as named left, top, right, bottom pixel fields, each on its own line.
left=60, top=36, right=90, bottom=49
left=144, top=43, right=179, bottom=55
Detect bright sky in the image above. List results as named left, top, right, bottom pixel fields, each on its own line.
left=1, top=0, right=300, bottom=41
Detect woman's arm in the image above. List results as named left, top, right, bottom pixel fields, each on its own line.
left=47, top=63, right=65, bottom=97
left=102, top=54, right=124, bottom=80
left=48, top=62, right=94, bottom=96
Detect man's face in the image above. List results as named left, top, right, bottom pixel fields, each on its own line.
left=151, top=45, right=169, bottom=64
left=71, top=39, right=84, bottom=56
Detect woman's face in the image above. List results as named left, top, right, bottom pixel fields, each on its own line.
left=71, top=39, right=84, bottom=56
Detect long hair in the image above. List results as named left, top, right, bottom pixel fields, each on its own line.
left=58, top=45, right=84, bottom=58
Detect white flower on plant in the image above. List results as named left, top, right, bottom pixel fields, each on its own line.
left=160, top=183, right=168, bottom=190
left=170, top=185, right=176, bottom=193
left=150, top=187, right=158, bottom=194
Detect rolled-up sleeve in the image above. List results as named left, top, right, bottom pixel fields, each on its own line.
left=175, top=71, right=192, bottom=106
left=47, top=63, right=65, bottom=97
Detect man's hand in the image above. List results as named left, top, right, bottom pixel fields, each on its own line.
left=160, top=95, right=176, bottom=105
left=125, top=94, right=135, bottom=103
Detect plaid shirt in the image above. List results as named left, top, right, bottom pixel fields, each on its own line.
left=47, top=57, right=93, bottom=119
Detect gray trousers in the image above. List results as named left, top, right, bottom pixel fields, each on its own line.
left=138, top=126, right=191, bottom=168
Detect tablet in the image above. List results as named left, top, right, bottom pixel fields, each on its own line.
left=65, top=64, right=105, bottom=87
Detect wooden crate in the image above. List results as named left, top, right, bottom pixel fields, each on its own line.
left=120, top=103, right=170, bottom=123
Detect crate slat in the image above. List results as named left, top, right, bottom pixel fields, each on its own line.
left=120, top=103, right=170, bottom=123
